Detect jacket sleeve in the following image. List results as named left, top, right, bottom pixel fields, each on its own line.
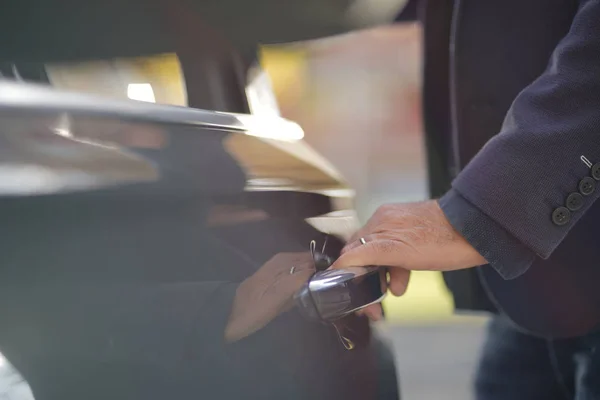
left=439, top=0, right=600, bottom=279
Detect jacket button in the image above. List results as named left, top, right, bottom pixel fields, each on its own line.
left=592, top=163, right=600, bottom=181
left=552, top=207, right=571, bottom=226
left=579, top=177, right=596, bottom=196
left=565, top=192, right=584, bottom=211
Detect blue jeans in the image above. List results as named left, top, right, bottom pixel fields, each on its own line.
left=476, top=315, right=600, bottom=400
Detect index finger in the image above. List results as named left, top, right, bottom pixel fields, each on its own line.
left=345, top=222, right=376, bottom=248
left=341, top=235, right=369, bottom=255
left=332, top=238, right=407, bottom=270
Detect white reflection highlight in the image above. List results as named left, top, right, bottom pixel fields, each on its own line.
left=232, top=114, right=304, bottom=141
left=53, top=113, right=73, bottom=138
left=127, top=83, right=156, bottom=103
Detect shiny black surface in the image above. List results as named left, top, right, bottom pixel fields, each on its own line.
left=0, top=10, right=401, bottom=394
left=0, top=0, right=404, bottom=61
left=0, top=81, right=349, bottom=201
left=0, top=108, right=382, bottom=398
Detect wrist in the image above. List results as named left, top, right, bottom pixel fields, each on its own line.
left=434, top=200, right=488, bottom=269
left=438, top=190, right=536, bottom=279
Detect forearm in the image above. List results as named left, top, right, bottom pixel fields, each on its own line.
left=440, top=0, right=600, bottom=278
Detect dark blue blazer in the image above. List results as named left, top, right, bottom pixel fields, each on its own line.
left=405, top=0, right=600, bottom=338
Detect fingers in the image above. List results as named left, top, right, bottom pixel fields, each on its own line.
left=344, top=231, right=366, bottom=253
left=388, top=268, right=410, bottom=296
left=340, top=235, right=364, bottom=255
left=361, top=304, right=383, bottom=321
left=380, top=268, right=389, bottom=293
left=342, top=228, right=373, bottom=254
left=355, top=268, right=409, bottom=321
left=335, top=236, right=411, bottom=297
left=333, top=238, right=410, bottom=270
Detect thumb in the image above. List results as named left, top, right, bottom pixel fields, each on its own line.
left=331, top=239, right=407, bottom=270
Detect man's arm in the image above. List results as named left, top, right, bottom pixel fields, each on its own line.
left=331, top=0, right=600, bottom=322
left=441, top=0, right=600, bottom=279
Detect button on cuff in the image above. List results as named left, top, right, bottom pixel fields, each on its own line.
left=552, top=207, right=571, bottom=226
left=579, top=177, right=596, bottom=196
left=565, top=192, right=584, bottom=211
left=592, top=163, right=600, bottom=181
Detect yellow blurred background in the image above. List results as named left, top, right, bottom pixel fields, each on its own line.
left=45, top=29, right=457, bottom=323
left=259, top=28, right=456, bottom=323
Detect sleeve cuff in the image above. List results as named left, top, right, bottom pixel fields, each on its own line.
left=439, top=189, right=536, bottom=279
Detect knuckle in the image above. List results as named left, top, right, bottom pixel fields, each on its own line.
left=377, top=204, right=393, bottom=213
left=375, top=240, right=396, bottom=254
left=378, top=204, right=398, bottom=218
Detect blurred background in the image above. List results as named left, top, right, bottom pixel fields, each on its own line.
left=259, top=23, right=489, bottom=399
left=0, top=11, right=491, bottom=400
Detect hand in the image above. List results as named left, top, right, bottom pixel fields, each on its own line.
left=225, top=252, right=315, bottom=342
left=331, top=201, right=486, bottom=320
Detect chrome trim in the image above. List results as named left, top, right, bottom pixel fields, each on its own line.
left=0, top=80, right=304, bottom=141
left=308, top=267, right=379, bottom=292
left=330, top=292, right=388, bottom=320
left=353, top=292, right=387, bottom=312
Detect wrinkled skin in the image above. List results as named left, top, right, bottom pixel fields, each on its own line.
left=333, top=200, right=487, bottom=320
